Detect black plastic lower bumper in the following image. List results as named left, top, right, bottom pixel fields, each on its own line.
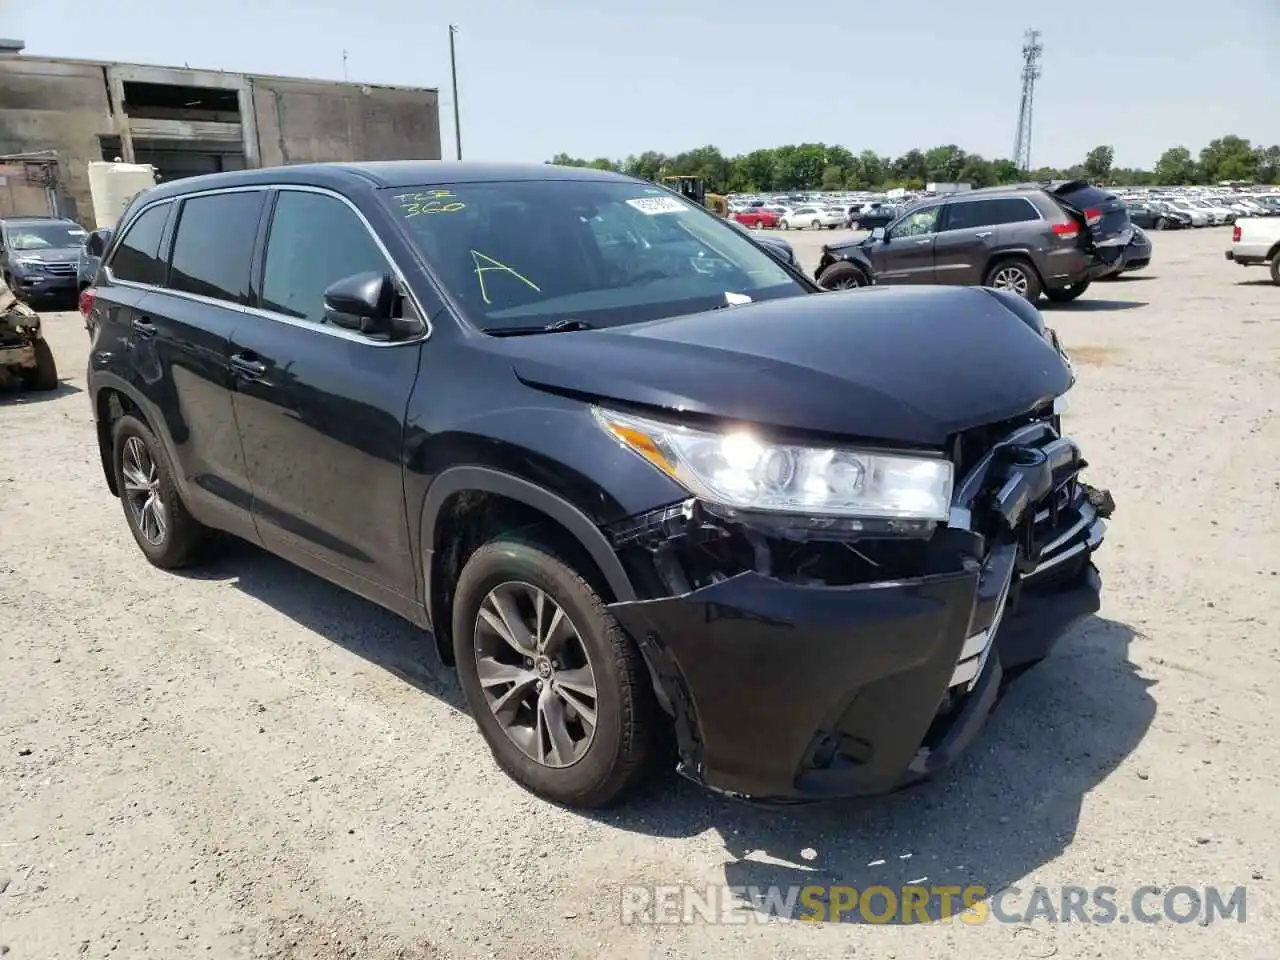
left=609, top=416, right=1109, bottom=802
left=609, top=553, right=1102, bottom=802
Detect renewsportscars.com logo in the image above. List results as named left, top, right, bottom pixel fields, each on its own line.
left=620, top=884, right=1248, bottom=926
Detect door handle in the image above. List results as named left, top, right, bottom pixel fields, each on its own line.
left=975, top=231, right=993, bottom=239
left=230, top=353, right=267, bottom=379
left=915, top=238, right=932, bottom=245
left=131, top=315, right=156, bottom=338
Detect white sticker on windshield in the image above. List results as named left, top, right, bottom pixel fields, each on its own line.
left=69, top=229, right=88, bottom=236
left=626, top=196, right=686, bottom=215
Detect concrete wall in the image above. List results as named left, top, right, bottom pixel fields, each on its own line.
left=0, top=55, right=442, bottom=223
left=250, top=77, right=440, bottom=167
left=0, top=58, right=115, bottom=219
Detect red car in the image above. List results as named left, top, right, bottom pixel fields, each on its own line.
left=733, top=209, right=779, bottom=229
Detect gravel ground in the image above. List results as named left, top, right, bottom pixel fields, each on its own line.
left=1, top=226, right=1277, bottom=959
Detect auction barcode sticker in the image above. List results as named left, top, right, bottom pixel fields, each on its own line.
left=626, top=196, right=687, bottom=215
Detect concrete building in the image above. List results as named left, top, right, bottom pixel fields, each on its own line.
left=0, top=42, right=441, bottom=223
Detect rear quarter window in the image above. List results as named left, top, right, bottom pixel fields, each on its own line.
left=107, top=204, right=172, bottom=286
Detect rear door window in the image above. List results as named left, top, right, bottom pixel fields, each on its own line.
left=108, top=204, right=171, bottom=285
left=168, top=191, right=266, bottom=304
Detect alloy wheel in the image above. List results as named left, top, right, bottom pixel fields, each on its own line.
left=991, top=265, right=1029, bottom=296
left=830, top=274, right=864, bottom=290
left=121, top=436, right=167, bottom=545
left=473, top=581, right=599, bottom=768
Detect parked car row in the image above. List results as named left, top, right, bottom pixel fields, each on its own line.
left=1120, top=191, right=1280, bottom=229
left=814, top=180, right=1146, bottom=302
left=77, top=161, right=1114, bottom=809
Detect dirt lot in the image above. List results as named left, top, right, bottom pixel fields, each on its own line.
left=1, top=227, right=1277, bottom=959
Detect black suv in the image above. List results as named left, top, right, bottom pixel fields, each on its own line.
left=1, top=216, right=88, bottom=306
left=816, top=181, right=1134, bottom=302
left=83, top=162, right=1113, bottom=808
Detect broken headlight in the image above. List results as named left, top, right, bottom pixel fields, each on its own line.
left=595, top=407, right=954, bottom=521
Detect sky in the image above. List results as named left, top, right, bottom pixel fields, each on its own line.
left=5, top=0, right=1279, bottom=170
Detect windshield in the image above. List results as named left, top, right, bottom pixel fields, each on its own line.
left=382, top=179, right=804, bottom=332
left=6, top=222, right=86, bottom=251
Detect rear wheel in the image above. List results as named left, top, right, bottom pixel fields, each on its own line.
left=1154, top=217, right=1168, bottom=231
left=1045, top=280, right=1091, bottom=303
left=111, top=414, right=211, bottom=569
left=1270, top=255, right=1280, bottom=286
left=19, top=338, right=58, bottom=391
left=778, top=219, right=790, bottom=230
left=452, top=538, right=656, bottom=808
left=984, top=259, right=1042, bottom=302
left=818, top=261, right=870, bottom=291
left=810, top=219, right=821, bottom=230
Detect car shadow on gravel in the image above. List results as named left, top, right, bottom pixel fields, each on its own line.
left=1042, top=300, right=1148, bottom=312
left=178, top=539, right=466, bottom=710
left=592, top=615, right=1154, bottom=926
left=0, top=380, right=82, bottom=405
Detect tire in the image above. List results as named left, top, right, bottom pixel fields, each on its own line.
left=452, top=538, right=656, bottom=808
left=111, top=414, right=211, bottom=569
left=984, top=258, right=1042, bottom=302
left=1045, top=279, right=1091, bottom=302
left=778, top=220, right=790, bottom=231
left=818, top=261, right=870, bottom=291
left=810, top=220, right=821, bottom=230
left=1270, top=255, right=1280, bottom=287
left=1154, top=218, right=1167, bottom=231
left=19, top=338, right=58, bottom=391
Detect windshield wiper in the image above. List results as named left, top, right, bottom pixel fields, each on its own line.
left=483, top=318, right=596, bottom=337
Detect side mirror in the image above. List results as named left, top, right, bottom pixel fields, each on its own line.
left=323, top=271, right=397, bottom=335
left=870, top=226, right=888, bottom=242
left=85, top=228, right=112, bottom=257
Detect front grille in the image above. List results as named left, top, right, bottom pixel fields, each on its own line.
left=945, top=416, right=1106, bottom=689
left=43, top=262, right=76, bottom=276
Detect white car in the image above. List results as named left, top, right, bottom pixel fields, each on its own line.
left=778, top=205, right=845, bottom=230
left=1165, top=201, right=1209, bottom=227
left=1184, top=199, right=1234, bottom=225
left=1221, top=197, right=1267, bottom=216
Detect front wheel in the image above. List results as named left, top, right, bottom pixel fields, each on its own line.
left=818, top=261, right=870, bottom=291
left=984, top=259, right=1042, bottom=302
left=778, top=220, right=790, bottom=231
left=1045, top=279, right=1091, bottom=302
left=1270, top=255, right=1280, bottom=286
left=452, top=539, right=656, bottom=808
left=1154, top=217, right=1167, bottom=231
left=810, top=220, right=821, bottom=230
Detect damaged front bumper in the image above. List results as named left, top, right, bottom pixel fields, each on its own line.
left=607, top=418, right=1113, bottom=802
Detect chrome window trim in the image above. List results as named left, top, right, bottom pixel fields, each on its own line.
left=103, top=183, right=431, bottom=348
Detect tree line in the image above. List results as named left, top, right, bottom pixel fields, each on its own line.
left=548, top=135, right=1280, bottom=193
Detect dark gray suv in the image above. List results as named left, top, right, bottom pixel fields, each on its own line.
left=0, top=216, right=88, bottom=307
left=815, top=182, right=1134, bottom=303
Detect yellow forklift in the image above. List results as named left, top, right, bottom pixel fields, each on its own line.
left=660, top=175, right=728, bottom=217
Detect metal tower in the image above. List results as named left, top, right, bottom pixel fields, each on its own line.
left=1012, top=29, right=1042, bottom=172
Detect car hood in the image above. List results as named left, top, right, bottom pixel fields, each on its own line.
left=495, top=286, right=1072, bottom=447
left=11, top=246, right=80, bottom=263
